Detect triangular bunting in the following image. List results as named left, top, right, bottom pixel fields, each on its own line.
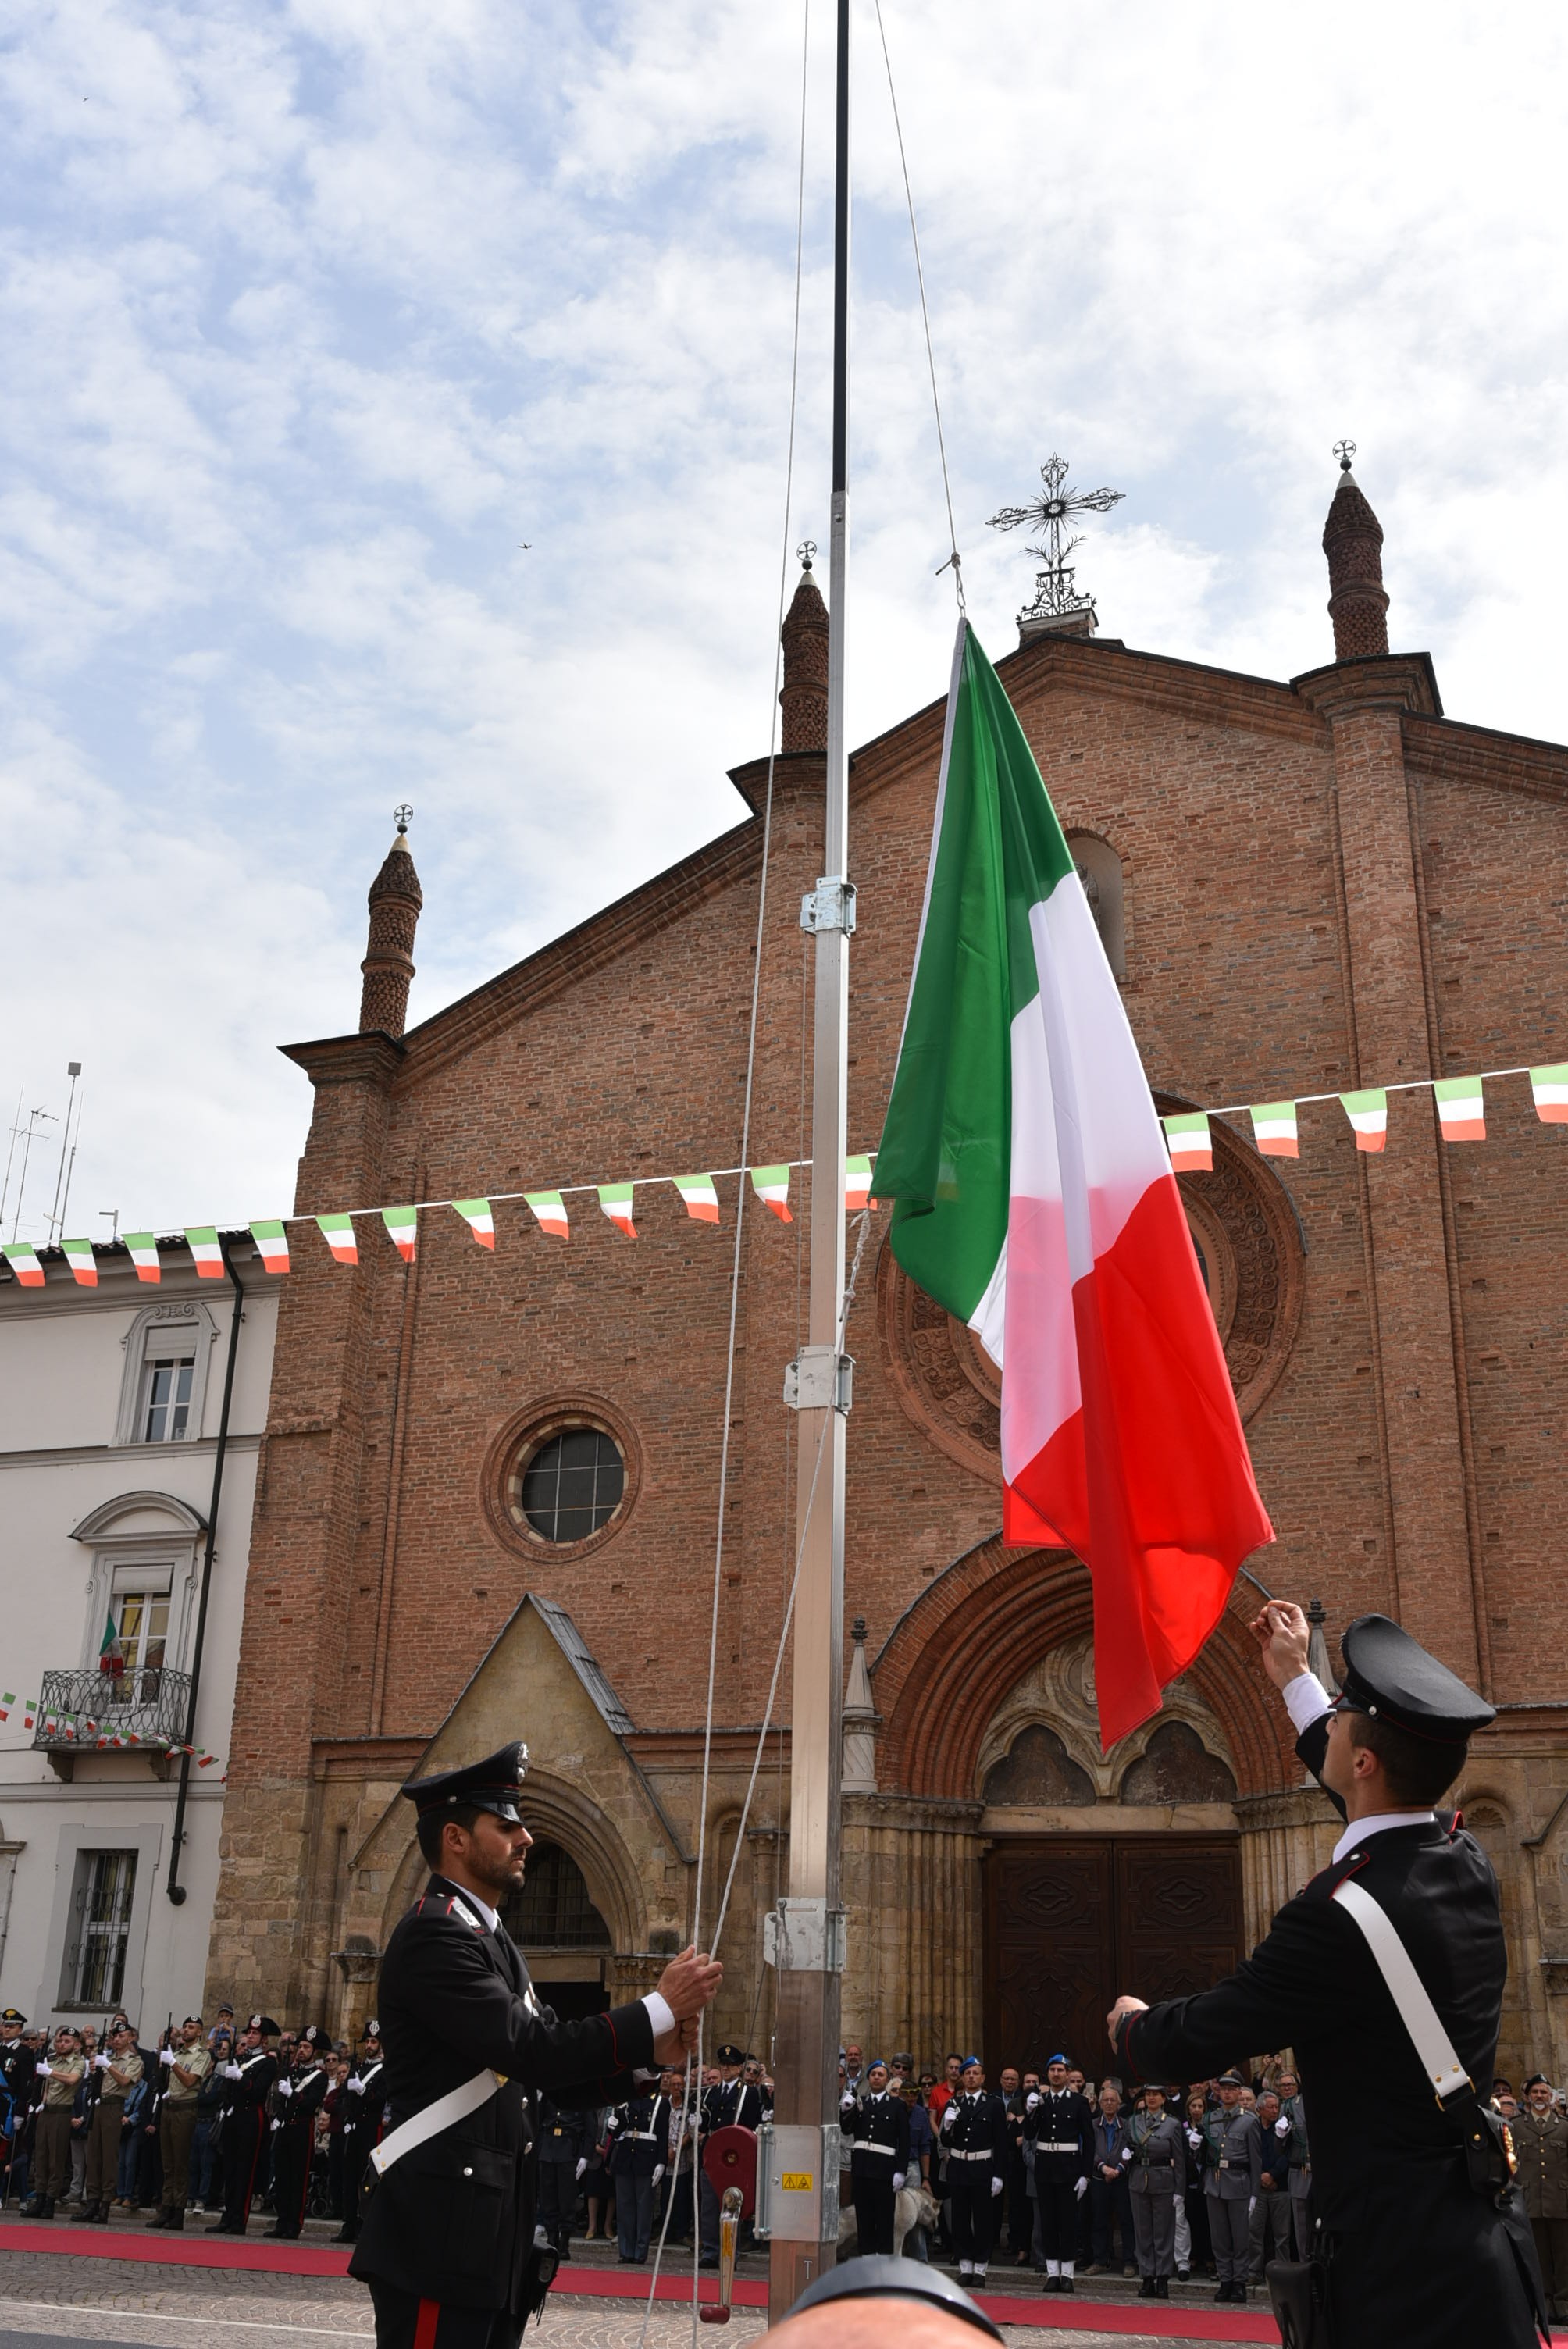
left=318, top=1214, right=358, bottom=1265
left=454, top=1199, right=496, bottom=1249
left=62, top=1237, right=98, bottom=1286
left=1161, top=1114, right=1212, bottom=1172
left=750, top=1164, right=793, bottom=1222
left=184, top=1227, right=223, bottom=1278
left=124, top=1232, right=160, bottom=1283
left=525, top=1191, right=569, bottom=1239
left=1340, top=1088, right=1387, bottom=1152
left=845, top=1154, right=875, bottom=1212
left=673, top=1174, right=720, bottom=1224
left=1530, top=1065, right=1568, bottom=1125
left=2, top=1240, right=45, bottom=1288
left=1434, top=1075, right=1485, bottom=1142
left=383, top=1206, right=419, bottom=1260
left=250, top=1221, right=289, bottom=1274
left=1249, top=1102, right=1299, bottom=1160
left=598, top=1183, right=637, bottom=1238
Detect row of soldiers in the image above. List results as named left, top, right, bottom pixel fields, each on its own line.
left=0, top=2006, right=387, bottom=2237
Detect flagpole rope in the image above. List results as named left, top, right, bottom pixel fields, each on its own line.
left=874, top=0, right=963, bottom=610
left=638, top=5, right=813, bottom=2338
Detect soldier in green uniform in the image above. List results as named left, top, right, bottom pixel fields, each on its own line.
left=1513, top=2076, right=1568, bottom=2326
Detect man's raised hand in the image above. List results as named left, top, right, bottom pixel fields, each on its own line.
left=1105, top=1993, right=1148, bottom=2048
left=1249, top=1600, right=1311, bottom=1691
left=655, top=1944, right=723, bottom=2023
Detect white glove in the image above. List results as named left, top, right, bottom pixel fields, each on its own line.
left=1025, top=2091, right=1040, bottom=2112
left=652, top=2163, right=665, bottom=2186
left=1186, top=2126, right=1202, bottom=2148
left=35, top=2062, right=51, bottom=2078
left=1274, top=2116, right=1291, bottom=2137
left=1249, top=2195, right=1256, bottom=2216
left=841, top=2091, right=857, bottom=2111
left=1121, top=2144, right=1134, bottom=2162
left=94, top=2054, right=110, bottom=2071
left=278, top=2080, right=293, bottom=2098
left=271, top=2117, right=281, bottom=2132
left=159, top=2048, right=175, bottom=2067
left=991, top=2174, right=1003, bottom=2198
left=573, top=2155, right=586, bottom=2178
left=347, top=2075, right=366, bottom=2094
left=1074, top=2175, right=1088, bottom=2200
left=892, top=2171, right=906, bottom=2193
left=224, top=2062, right=243, bottom=2080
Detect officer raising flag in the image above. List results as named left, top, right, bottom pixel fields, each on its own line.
left=348, top=1741, right=720, bottom=2348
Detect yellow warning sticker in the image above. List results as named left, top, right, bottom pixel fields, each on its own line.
left=780, top=2172, right=814, bottom=2191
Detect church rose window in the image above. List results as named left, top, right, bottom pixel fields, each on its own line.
left=507, top=1421, right=626, bottom=1545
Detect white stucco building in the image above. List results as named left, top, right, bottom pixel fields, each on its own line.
left=0, top=1234, right=275, bottom=2033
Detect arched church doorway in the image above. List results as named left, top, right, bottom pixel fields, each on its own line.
left=501, top=1837, right=612, bottom=2024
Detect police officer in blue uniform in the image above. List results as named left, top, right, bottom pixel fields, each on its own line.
left=940, top=2057, right=1006, bottom=2286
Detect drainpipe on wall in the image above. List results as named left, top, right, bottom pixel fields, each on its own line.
left=166, top=1239, right=244, bottom=1904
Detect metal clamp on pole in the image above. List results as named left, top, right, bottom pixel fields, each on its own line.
left=800, top=875, right=857, bottom=935
left=763, top=1896, right=848, bottom=1974
left=782, top=1346, right=853, bottom=1415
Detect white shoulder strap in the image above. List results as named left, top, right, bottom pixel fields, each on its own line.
left=370, top=2068, right=507, bottom=2176
left=1331, top=1877, right=1469, bottom=2100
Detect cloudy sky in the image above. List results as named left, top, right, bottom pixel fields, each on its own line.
left=2, top=0, right=1566, bottom=1243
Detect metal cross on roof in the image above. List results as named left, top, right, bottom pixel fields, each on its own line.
left=989, top=454, right=1124, bottom=624
left=393, top=804, right=413, bottom=835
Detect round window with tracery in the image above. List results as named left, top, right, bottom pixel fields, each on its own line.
left=507, top=1420, right=626, bottom=1545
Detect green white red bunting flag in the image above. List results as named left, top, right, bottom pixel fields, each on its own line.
left=1340, top=1088, right=1387, bottom=1150
left=599, top=1183, right=637, bottom=1238
left=454, top=1199, right=495, bottom=1249
left=383, top=1206, right=419, bottom=1260
left=250, top=1221, right=289, bottom=1273
left=674, top=1174, right=720, bottom=1224
left=124, top=1233, right=160, bottom=1282
left=1434, top=1075, right=1485, bottom=1141
left=184, top=1226, right=223, bottom=1278
left=1161, top=1114, right=1212, bottom=1172
left=845, top=1154, right=875, bottom=1211
left=1249, top=1102, right=1299, bottom=1159
left=526, top=1190, right=568, bottom=1238
left=2, top=1241, right=45, bottom=1287
left=62, top=1237, right=97, bottom=1285
left=750, top=1164, right=793, bottom=1221
left=318, top=1214, right=358, bottom=1265
left=0, top=1694, right=36, bottom=1728
left=1531, top=1064, right=1568, bottom=1124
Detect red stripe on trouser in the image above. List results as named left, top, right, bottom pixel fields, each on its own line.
left=240, top=2110, right=263, bottom=2221
left=413, top=2301, right=441, bottom=2349
left=296, top=2133, right=312, bottom=2231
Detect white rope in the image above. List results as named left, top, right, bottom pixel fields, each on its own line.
left=873, top=0, right=964, bottom=610
left=637, top=5, right=813, bottom=2338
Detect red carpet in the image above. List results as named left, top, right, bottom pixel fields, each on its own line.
left=0, top=2221, right=351, bottom=2275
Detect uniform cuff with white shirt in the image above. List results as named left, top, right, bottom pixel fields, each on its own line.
left=1281, top=1671, right=1332, bottom=1737
left=643, top=1991, right=675, bottom=2042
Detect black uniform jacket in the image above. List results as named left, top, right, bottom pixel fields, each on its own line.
left=848, top=2089, right=911, bottom=2179
left=702, top=2077, right=763, bottom=2135
left=1025, top=2087, right=1093, bottom=2183
left=276, top=2062, right=330, bottom=2133
left=350, top=1874, right=656, bottom=2315
left=943, top=2088, right=1006, bottom=2188
left=1115, top=1714, right=1539, bottom=2348
left=222, top=2047, right=278, bottom=2122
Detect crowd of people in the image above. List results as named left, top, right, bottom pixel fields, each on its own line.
left=0, top=2003, right=384, bottom=2238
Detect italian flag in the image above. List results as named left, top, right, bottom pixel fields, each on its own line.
left=845, top=1154, right=875, bottom=1213
left=1340, top=1088, right=1387, bottom=1151
left=185, top=1227, right=223, bottom=1278
left=1434, top=1075, right=1484, bottom=1141
left=2, top=1240, right=45, bottom=1287
left=250, top=1221, right=290, bottom=1274
left=526, top=1190, right=569, bottom=1239
left=383, top=1206, right=419, bottom=1260
left=62, top=1238, right=98, bottom=1286
left=1161, top=1114, right=1212, bottom=1172
left=1249, top=1101, right=1299, bottom=1159
left=750, top=1165, right=793, bottom=1222
left=318, top=1214, right=358, bottom=1265
left=674, top=1174, right=721, bottom=1224
left=875, top=622, right=1273, bottom=1747
left=454, top=1199, right=495, bottom=1249
left=599, top=1183, right=637, bottom=1238
left=124, top=1233, right=161, bottom=1282
left=1531, top=1064, right=1568, bottom=1125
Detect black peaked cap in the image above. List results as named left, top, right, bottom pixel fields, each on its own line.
left=1338, top=1615, right=1494, bottom=1741
left=789, top=2255, right=1003, bottom=2340
left=401, top=1740, right=529, bottom=1821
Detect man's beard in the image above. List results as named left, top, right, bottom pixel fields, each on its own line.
left=469, top=1844, right=527, bottom=1901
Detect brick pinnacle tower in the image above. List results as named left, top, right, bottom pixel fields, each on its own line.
left=779, top=542, right=829, bottom=753
left=358, top=807, right=423, bottom=1037
left=1323, top=442, right=1391, bottom=661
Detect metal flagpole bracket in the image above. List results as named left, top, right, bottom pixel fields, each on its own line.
left=757, top=2119, right=843, bottom=2244
left=800, top=875, right=857, bottom=935
left=763, top=1896, right=848, bottom=1973
left=782, top=1346, right=853, bottom=1415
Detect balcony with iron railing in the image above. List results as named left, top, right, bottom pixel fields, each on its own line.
left=34, top=1663, right=192, bottom=1778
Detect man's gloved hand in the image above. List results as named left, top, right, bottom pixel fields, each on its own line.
left=1120, top=2144, right=1134, bottom=2163
left=653, top=2162, right=665, bottom=2185
left=271, top=2116, right=281, bottom=2132
left=159, top=2048, right=175, bottom=2066
left=991, top=2174, right=1003, bottom=2198
left=1074, top=2175, right=1088, bottom=2200
left=892, top=2171, right=906, bottom=2193
left=278, top=2079, right=294, bottom=2097
left=224, top=2062, right=243, bottom=2080
left=1275, top=2116, right=1291, bottom=2137
left=1249, top=2195, right=1257, bottom=2217
left=34, top=2061, right=51, bottom=2077
left=347, top=2075, right=366, bottom=2094
left=575, top=2157, right=586, bottom=2179
left=841, top=2090, right=857, bottom=2112
left=1025, top=2091, right=1040, bottom=2112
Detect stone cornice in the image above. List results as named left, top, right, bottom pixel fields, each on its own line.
left=1402, top=715, right=1568, bottom=805
left=1290, top=651, right=1443, bottom=720
left=280, top=1030, right=406, bottom=1089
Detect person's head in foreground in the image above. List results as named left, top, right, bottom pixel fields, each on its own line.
left=767, top=2255, right=1003, bottom=2347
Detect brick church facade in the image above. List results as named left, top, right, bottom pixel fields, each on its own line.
left=207, top=467, right=1568, bottom=2083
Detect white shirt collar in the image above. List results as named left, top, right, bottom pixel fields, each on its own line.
left=1331, top=1810, right=1437, bottom=1866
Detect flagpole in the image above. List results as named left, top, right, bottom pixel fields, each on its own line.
left=768, top=0, right=851, bottom=2321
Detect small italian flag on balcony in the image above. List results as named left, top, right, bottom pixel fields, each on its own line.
left=750, top=1164, right=793, bottom=1221
left=1340, top=1088, right=1387, bottom=1150
left=250, top=1221, right=289, bottom=1274
left=674, top=1174, right=720, bottom=1224
left=454, top=1199, right=495, bottom=1249
left=318, top=1214, right=358, bottom=1265
left=1531, top=1064, right=1568, bottom=1125
left=98, top=1607, right=119, bottom=1666
left=1249, top=1101, right=1299, bottom=1159
left=526, top=1190, right=568, bottom=1239
left=184, top=1227, right=223, bottom=1278
left=1161, top=1114, right=1212, bottom=1172
left=383, top=1205, right=419, bottom=1260
left=599, top=1183, right=637, bottom=1238
left=62, top=1237, right=98, bottom=1285
left=124, top=1233, right=160, bottom=1282
left=845, top=1154, right=875, bottom=1212
left=2, top=1240, right=45, bottom=1287
left=1434, top=1075, right=1485, bottom=1141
